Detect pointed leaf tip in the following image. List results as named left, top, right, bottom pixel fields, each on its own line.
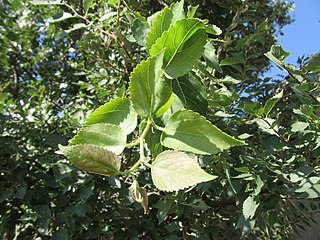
left=151, top=150, right=217, bottom=192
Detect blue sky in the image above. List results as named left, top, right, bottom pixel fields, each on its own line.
left=267, top=0, right=320, bottom=77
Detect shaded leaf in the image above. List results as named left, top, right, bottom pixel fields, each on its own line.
left=220, top=56, right=244, bottom=66
left=204, top=42, right=223, bottom=73
left=151, top=150, right=217, bottom=191
left=149, top=18, right=207, bottom=78
left=58, top=144, right=121, bottom=176
left=69, top=123, right=127, bottom=155
left=132, top=19, right=149, bottom=46
left=85, top=98, right=137, bottom=135
left=205, top=24, right=222, bottom=35
left=264, top=90, right=283, bottom=117
left=83, top=0, right=93, bottom=13
left=161, top=110, right=244, bottom=155
left=129, top=52, right=173, bottom=118
left=304, top=52, right=320, bottom=73
left=171, top=72, right=208, bottom=116
left=187, top=5, right=198, bottom=18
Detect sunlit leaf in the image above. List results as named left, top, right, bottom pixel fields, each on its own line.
left=151, top=150, right=217, bottom=191
left=85, top=98, right=137, bottom=135
left=161, top=110, right=244, bottom=155
left=243, top=195, right=260, bottom=220
left=149, top=18, right=207, bottom=78
left=69, top=123, right=127, bottom=155
left=129, top=52, right=173, bottom=118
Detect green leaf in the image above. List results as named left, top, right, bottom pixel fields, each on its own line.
left=255, top=118, right=279, bottom=135
left=269, top=45, right=290, bottom=61
left=145, top=0, right=185, bottom=51
left=187, top=5, right=198, bottom=18
left=297, top=184, right=320, bottom=199
left=151, top=150, right=217, bottom=191
left=129, top=52, right=173, bottom=118
left=161, top=110, right=244, bottom=155
left=220, top=56, right=244, bottom=66
left=146, top=128, right=163, bottom=158
left=289, top=166, right=313, bottom=183
left=236, top=214, right=256, bottom=237
left=170, top=0, right=185, bottom=23
left=132, top=19, right=149, bottom=46
left=264, top=90, right=283, bottom=117
left=264, top=45, right=289, bottom=69
left=203, top=42, right=223, bottom=73
left=149, top=18, right=207, bottom=78
left=83, top=0, right=93, bottom=13
left=69, top=123, right=127, bottom=155
left=156, top=198, right=173, bottom=224
left=28, top=0, right=62, bottom=5
left=304, top=52, right=320, bottom=73
left=243, top=195, right=260, bottom=220
left=84, top=98, right=137, bottom=135
left=145, top=8, right=173, bottom=51
left=171, top=72, right=208, bottom=116
left=205, top=24, right=222, bottom=35
left=48, top=12, right=74, bottom=23
left=58, top=144, right=121, bottom=176
left=291, top=121, right=309, bottom=133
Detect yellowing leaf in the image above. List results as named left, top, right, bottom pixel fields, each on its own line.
left=58, top=144, right=121, bottom=176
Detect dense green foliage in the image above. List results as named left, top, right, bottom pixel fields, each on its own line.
left=1, top=0, right=320, bottom=239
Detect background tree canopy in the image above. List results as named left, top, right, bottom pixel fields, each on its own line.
left=1, top=0, right=320, bottom=239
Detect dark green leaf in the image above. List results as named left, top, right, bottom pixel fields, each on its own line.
left=29, top=0, right=62, bottom=4
left=220, top=56, right=244, bottom=66
left=304, top=52, right=320, bottom=73
left=264, top=90, right=283, bottom=117
left=132, top=19, right=149, bottom=46
left=83, top=0, right=93, bottom=13
left=171, top=72, right=208, bottom=116
left=203, top=42, right=223, bottom=73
